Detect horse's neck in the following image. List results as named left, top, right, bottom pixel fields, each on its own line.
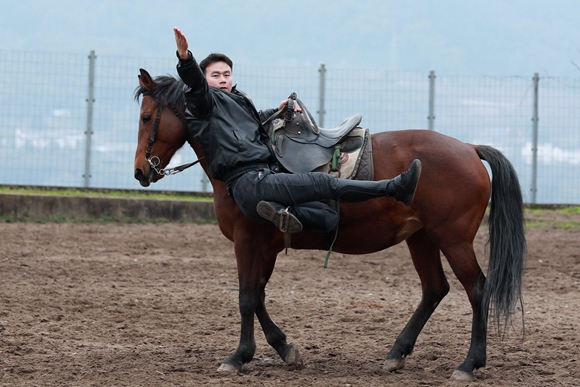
left=186, top=137, right=222, bottom=191
left=186, top=136, right=234, bottom=239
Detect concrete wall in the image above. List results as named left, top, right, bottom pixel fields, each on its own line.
left=0, top=193, right=216, bottom=223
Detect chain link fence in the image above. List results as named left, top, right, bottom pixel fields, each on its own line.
left=1, top=50, right=579, bottom=203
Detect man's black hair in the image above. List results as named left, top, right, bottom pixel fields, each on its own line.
left=199, top=53, right=233, bottom=74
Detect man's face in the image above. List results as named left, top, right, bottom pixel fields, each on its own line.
left=205, top=61, right=233, bottom=92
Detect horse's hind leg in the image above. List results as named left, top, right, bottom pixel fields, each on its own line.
left=440, top=243, right=487, bottom=380
left=384, top=228, right=450, bottom=371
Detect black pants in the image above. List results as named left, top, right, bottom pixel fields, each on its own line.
left=230, top=168, right=388, bottom=233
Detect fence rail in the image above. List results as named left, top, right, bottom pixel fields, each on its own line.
left=1, top=50, right=579, bottom=204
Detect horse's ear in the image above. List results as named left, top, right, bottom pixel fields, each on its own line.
left=139, top=68, right=157, bottom=92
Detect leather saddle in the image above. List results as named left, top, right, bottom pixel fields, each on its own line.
left=263, top=93, right=372, bottom=180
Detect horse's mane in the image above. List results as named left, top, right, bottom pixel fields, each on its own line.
left=134, top=75, right=187, bottom=110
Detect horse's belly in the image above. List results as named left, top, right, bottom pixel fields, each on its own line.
left=393, top=218, right=423, bottom=244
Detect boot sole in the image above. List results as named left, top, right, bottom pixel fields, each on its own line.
left=402, top=159, right=422, bottom=205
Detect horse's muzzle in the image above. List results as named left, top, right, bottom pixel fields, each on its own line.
left=134, top=168, right=152, bottom=187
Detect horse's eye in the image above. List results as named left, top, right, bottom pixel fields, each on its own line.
left=142, top=115, right=152, bottom=124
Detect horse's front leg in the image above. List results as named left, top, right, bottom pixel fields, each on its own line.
left=254, top=255, right=302, bottom=367
left=218, top=235, right=297, bottom=372
left=218, top=269, right=261, bottom=372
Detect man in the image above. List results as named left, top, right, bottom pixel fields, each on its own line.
left=174, top=27, right=421, bottom=234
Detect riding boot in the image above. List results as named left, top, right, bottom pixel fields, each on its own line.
left=256, top=201, right=303, bottom=233
left=384, top=159, right=422, bottom=205
left=333, top=159, right=421, bottom=205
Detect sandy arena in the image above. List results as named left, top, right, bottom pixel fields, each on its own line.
left=0, top=211, right=579, bottom=386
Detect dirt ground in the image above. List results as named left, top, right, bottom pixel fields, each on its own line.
left=0, top=211, right=579, bottom=386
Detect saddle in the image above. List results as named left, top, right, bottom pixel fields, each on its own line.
left=263, top=93, right=374, bottom=181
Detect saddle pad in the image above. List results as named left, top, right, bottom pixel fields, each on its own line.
left=313, top=128, right=374, bottom=181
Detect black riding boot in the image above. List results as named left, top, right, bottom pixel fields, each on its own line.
left=332, top=159, right=421, bottom=205
left=255, top=159, right=421, bottom=233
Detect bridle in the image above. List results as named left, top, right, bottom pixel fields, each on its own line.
left=144, top=95, right=204, bottom=176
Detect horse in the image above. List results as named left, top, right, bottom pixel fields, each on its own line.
left=133, top=69, right=526, bottom=381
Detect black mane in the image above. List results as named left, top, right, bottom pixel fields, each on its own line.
left=134, top=74, right=187, bottom=110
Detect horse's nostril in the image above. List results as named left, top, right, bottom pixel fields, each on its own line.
left=134, top=168, right=144, bottom=180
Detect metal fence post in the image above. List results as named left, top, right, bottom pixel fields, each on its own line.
left=84, top=50, right=96, bottom=188
left=318, top=63, right=326, bottom=127
left=428, top=70, right=436, bottom=130
left=531, top=73, right=539, bottom=204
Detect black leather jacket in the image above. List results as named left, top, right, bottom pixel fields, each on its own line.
left=176, top=52, right=277, bottom=181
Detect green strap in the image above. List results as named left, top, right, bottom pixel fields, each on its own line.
left=323, top=200, right=340, bottom=268
left=331, top=144, right=342, bottom=171
left=324, top=146, right=342, bottom=267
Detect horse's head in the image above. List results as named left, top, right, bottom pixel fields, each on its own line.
left=134, top=69, right=189, bottom=187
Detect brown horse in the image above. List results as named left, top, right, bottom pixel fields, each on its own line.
left=133, top=69, right=526, bottom=381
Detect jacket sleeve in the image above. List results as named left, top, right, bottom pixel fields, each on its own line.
left=176, top=51, right=213, bottom=117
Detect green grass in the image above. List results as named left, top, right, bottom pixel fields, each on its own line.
left=555, top=206, right=580, bottom=214
left=0, top=185, right=213, bottom=202
left=523, top=205, right=580, bottom=229
left=525, top=218, right=580, bottom=229
left=3, top=186, right=580, bottom=228
left=525, top=205, right=580, bottom=213
left=0, top=185, right=216, bottom=224
left=0, top=215, right=216, bottom=225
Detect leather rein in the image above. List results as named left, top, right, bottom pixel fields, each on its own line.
left=262, top=92, right=320, bottom=135
left=144, top=95, right=204, bottom=176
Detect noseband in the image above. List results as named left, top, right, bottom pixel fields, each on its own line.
left=144, top=96, right=203, bottom=176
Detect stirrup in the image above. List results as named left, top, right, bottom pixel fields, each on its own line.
left=256, top=201, right=303, bottom=234
left=278, top=207, right=292, bottom=233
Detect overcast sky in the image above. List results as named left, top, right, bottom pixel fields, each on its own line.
left=2, top=0, right=580, bottom=76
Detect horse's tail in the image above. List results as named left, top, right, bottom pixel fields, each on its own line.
left=475, top=145, right=527, bottom=333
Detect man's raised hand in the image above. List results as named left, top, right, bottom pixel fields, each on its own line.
left=173, top=27, right=189, bottom=60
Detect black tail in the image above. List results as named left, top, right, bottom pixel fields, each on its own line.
left=476, top=145, right=527, bottom=332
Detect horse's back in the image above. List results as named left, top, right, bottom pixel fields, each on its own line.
left=372, top=129, right=483, bottom=171
left=370, top=129, right=491, bottom=236
left=372, top=129, right=490, bottom=194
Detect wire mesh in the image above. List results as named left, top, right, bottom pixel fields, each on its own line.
left=0, top=50, right=579, bottom=203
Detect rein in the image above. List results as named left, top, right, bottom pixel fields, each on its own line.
left=262, top=92, right=320, bottom=135
left=145, top=96, right=204, bottom=176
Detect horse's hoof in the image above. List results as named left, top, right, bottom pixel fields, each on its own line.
left=383, top=358, right=405, bottom=372
left=284, top=344, right=302, bottom=366
left=217, top=363, right=240, bottom=372
left=451, top=369, right=474, bottom=381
